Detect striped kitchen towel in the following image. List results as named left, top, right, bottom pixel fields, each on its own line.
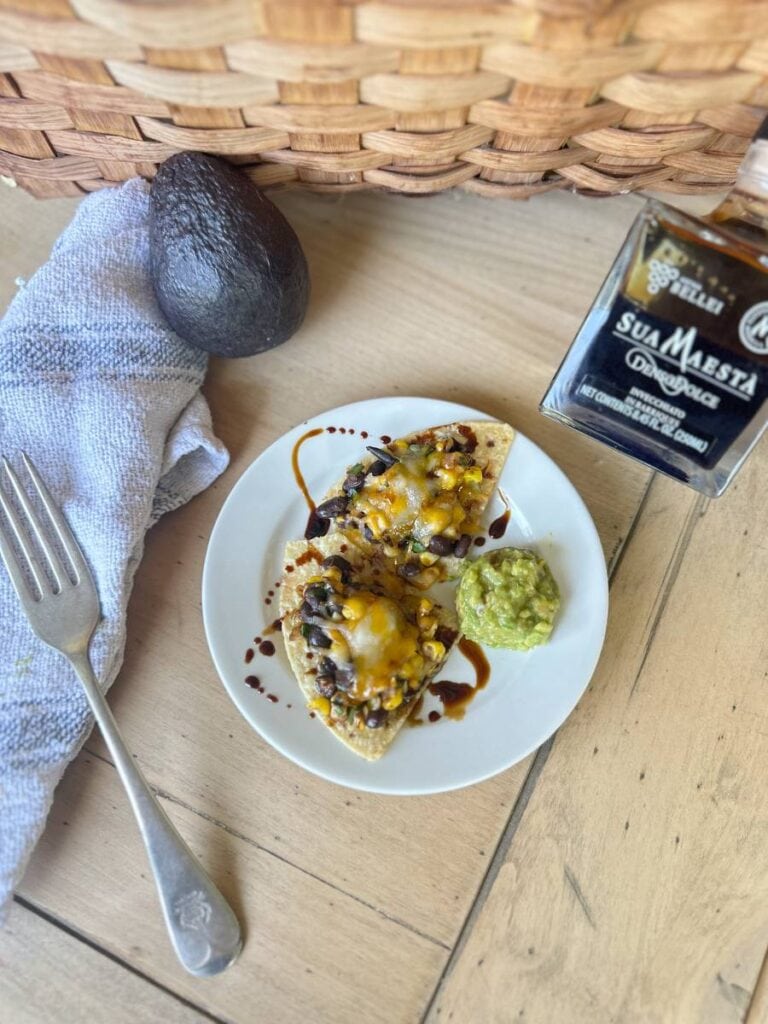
left=0, top=178, right=228, bottom=917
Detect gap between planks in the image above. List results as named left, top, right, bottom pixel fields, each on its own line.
left=418, top=471, right=710, bottom=1023
left=25, top=468, right=660, bottom=1017
left=80, top=746, right=451, bottom=951
left=745, top=942, right=768, bottom=1022
left=13, top=894, right=231, bottom=1024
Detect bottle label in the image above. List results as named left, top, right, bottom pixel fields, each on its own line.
left=568, top=215, right=768, bottom=470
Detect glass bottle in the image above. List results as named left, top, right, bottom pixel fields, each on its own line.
left=540, top=121, right=768, bottom=497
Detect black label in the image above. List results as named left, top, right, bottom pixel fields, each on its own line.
left=570, top=294, right=768, bottom=469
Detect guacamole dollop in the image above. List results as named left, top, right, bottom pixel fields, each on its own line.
left=456, top=547, right=560, bottom=650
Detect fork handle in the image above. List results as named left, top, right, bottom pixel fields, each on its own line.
left=69, top=651, right=242, bottom=976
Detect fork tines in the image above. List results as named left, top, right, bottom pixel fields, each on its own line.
left=0, top=454, right=85, bottom=601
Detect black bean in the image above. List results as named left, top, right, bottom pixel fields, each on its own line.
left=315, top=674, right=336, bottom=698
left=305, top=509, right=330, bottom=540
left=322, top=554, right=352, bottom=582
left=305, top=625, right=331, bottom=648
left=319, top=656, right=336, bottom=676
left=366, top=446, right=397, bottom=468
left=334, top=667, right=355, bottom=692
left=365, top=708, right=387, bottom=729
left=300, top=600, right=316, bottom=622
left=398, top=561, right=421, bottom=578
left=304, top=583, right=329, bottom=610
left=435, top=625, right=459, bottom=647
left=369, top=460, right=387, bottom=477
left=454, top=534, right=472, bottom=558
left=428, top=534, right=455, bottom=556
left=362, top=523, right=376, bottom=542
left=315, top=495, right=349, bottom=519
left=343, top=472, right=366, bottom=494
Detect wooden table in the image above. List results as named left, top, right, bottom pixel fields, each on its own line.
left=1, top=183, right=766, bottom=1024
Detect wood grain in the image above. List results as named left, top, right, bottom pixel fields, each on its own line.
left=0, top=182, right=692, bottom=1022
left=20, top=754, right=447, bottom=1024
left=0, top=902, right=206, bottom=1024
left=428, top=446, right=768, bottom=1023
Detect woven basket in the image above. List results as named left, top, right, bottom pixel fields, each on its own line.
left=0, top=0, right=767, bottom=199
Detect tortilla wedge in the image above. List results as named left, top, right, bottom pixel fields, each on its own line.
left=279, top=534, right=459, bottom=761
left=314, top=420, right=515, bottom=585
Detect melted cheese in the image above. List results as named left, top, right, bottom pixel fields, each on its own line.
left=369, top=462, right=433, bottom=532
left=336, top=590, right=422, bottom=701
left=359, top=445, right=481, bottom=547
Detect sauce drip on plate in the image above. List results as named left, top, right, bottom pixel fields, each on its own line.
left=427, top=638, right=490, bottom=721
left=291, top=427, right=324, bottom=511
left=488, top=509, right=510, bottom=540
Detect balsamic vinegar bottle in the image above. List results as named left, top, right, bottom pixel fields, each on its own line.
left=541, top=120, right=768, bottom=497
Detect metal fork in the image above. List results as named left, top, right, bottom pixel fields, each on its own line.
left=0, top=454, right=242, bottom=977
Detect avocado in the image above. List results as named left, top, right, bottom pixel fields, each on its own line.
left=149, top=152, right=310, bottom=357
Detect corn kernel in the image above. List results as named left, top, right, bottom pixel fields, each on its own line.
left=328, top=630, right=350, bottom=663
left=436, top=467, right=460, bottom=490
left=413, top=567, right=439, bottom=590
left=307, top=575, right=324, bottom=585
left=463, top=466, right=483, bottom=485
left=418, top=598, right=433, bottom=615
left=342, top=596, right=368, bottom=620
left=404, top=654, right=424, bottom=676
left=309, top=696, right=331, bottom=716
left=422, top=640, right=446, bottom=662
left=366, top=511, right=388, bottom=537
left=420, top=615, right=437, bottom=633
left=422, top=505, right=452, bottom=533
left=419, top=552, right=439, bottom=566
left=383, top=690, right=403, bottom=711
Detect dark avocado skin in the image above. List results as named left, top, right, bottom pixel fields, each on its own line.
left=149, top=152, right=310, bottom=357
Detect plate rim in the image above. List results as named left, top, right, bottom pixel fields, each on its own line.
left=202, top=395, right=609, bottom=796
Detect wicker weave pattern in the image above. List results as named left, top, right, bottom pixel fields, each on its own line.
left=0, top=0, right=766, bottom=199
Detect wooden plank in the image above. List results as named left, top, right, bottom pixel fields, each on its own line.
left=19, top=754, right=447, bottom=1024
left=0, top=188, right=79, bottom=314
left=11, top=185, right=651, bottom=940
left=0, top=184, right=654, bottom=1021
left=1, top=902, right=207, bottom=1024
left=428, top=441, right=768, bottom=1023
left=60, top=187, right=653, bottom=944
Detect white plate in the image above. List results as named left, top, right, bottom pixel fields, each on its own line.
left=203, top=397, right=608, bottom=795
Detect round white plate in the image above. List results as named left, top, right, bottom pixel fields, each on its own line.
left=203, top=396, right=608, bottom=795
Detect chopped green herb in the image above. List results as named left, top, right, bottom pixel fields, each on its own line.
left=408, top=443, right=435, bottom=457
left=348, top=462, right=364, bottom=475
left=411, top=540, right=426, bottom=553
